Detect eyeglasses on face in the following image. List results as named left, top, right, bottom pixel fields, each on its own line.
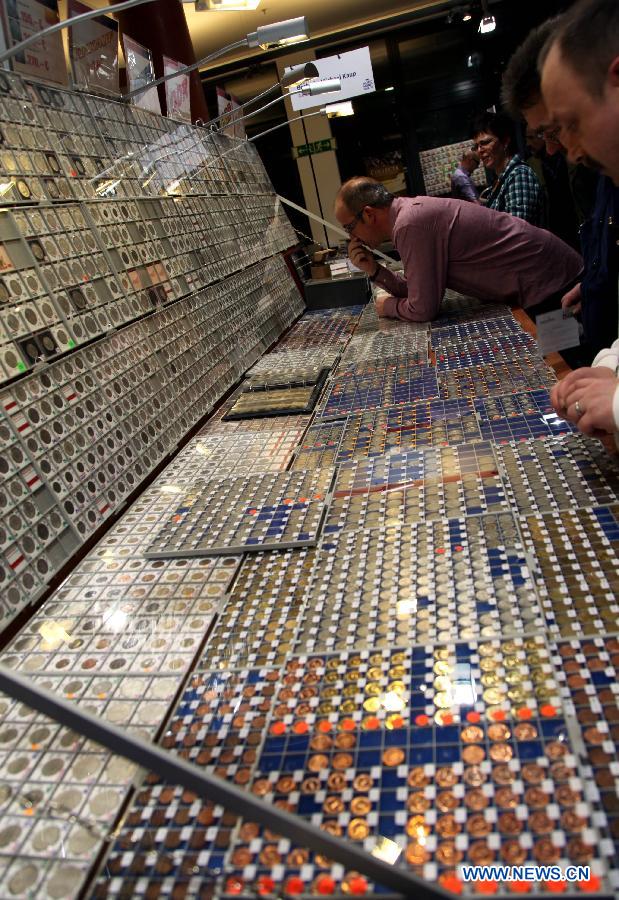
left=471, top=136, right=497, bottom=151
left=342, top=209, right=364, bottom=235
left=533, top=125, right=561, bottom=142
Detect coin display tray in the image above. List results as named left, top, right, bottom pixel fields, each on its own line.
left=430, top=297, right=511, bottom=327
left=553, top=636, right=619, bottom=876
left=434, top=334, right=541, bottom=371
left=495, top=433, right=619, bottom=514
left=334, top=352, right=428, bottom=377
left=296, top=513, right=542, bottom=653
left=247, top=348, right=340, bottom=376
left=275, top=309, right=362, bottom=352
left=200, top=549, right=318, bottom=671
left=243, top=365, right=330, bottom=391
left=145, top=469, right=335, bottom=558
left=187, top=643, right=608, bottom=897
left=520, top=505, right=619, bottom=639
left=317, top=367, right=440, bottom=419
left=475, top=389, right=576, bottom=443
left=306, top=398, right=482, bottom=465
left=429, top=315, right=525, bottom=347
left=163, top=428, right=303, bottom=482
left=437, top=358, right=556, bottom=399
left=291, top=421, right=351, bottom=471
left=222, top=375, right=327, bottom=421
left=325, top=443, right=507, bottom=535
left=340, top=331, right=429, bottom=365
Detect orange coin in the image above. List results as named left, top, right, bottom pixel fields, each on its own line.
left=382, top=747, right=405, bottom=767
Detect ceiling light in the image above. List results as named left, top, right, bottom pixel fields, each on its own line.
left=479, top=15, right=496, bottom=33
left=384, top=86, right=394, bottom=92
left=247, top=16, right=308, bottom=49
left=462, top=10, right=472, bottom=21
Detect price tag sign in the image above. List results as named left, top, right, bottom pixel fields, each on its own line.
left=0, top=0, right=67, bottom=85
left=124, top=34, right=161, bottom=115
left=163, top=55, right=191, bottom=122
left=69, top=0, right=119, bottom=95
left=536, top=308, right=581, bottom=355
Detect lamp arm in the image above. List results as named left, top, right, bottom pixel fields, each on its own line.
left=0, top=0, right=157, bottom=66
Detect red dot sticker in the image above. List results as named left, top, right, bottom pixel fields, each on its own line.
left=225, top=878, right=244, bottom=894
left=390, top=715, right=405, bottom=729
left=474, top=881, right=498, bottom=895
left=441, top=713, right=455, bottom=726
left=491, top=709, right=507, bottom=722
left=285, top=877, right=305, bottom=895
left=439, top=873, right=463, bottom=894
left=509, top=882, right=532, bottom=893
left=316, top=876, right=336, bottom=894
left=415, top=714, right=430, bottom=726
left=541, top=704, right=557, bottom=718
left=466, top=711, right=481, bottom=723
left=348, top=876, right=368, bottom=895
left=293, top=721, right=309, bottom=735
left=544, top=881, right=567, bottom=894
left=579, top=876, right=602, bottom=893
left=517, top=707, right=533, bottom=720
left=364, top=716, right=380, bottom=730
left=270, top=722, right=286, bottom=736
left=257, top=877, right=275, bottom=895
left=436, top=548, right=445, bottom=554
left=318, top=720, right=332, bottom=733
left=341, top=719, right=356, bottom=731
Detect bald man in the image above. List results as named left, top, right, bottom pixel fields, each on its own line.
left=450, top=150, right=481, bottom=202
left=334, top=176, right=582, bottom=322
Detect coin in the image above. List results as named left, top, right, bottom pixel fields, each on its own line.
left=436, top=842, right=463, bottom=866
left=545, top=740, right=568, bottom=760
left=408, top=793, right=431, bottom=813
left=308, top=754, right=329, bottom=772
left=487, top=723, right=510, bottom=741
left=489, top=742, right=513, bottom=762
left=467, top=813, right=491, bottom=837
left=435, top=767, right=458, bottom=788
left=501, top=839, right=527, bottom=864
left=461, top=725, right=485, bottom=743
left=407, top=768, right=430, bottom=788
left=498, top=811, right=523, bottom=835
left=463, top=765, right=486, bottom=787
left=348, top=818, right=370, bottom=840
left=323, top=797, right=345, bottom=815
left=382, top=748, right=405, bottom=767
left=464, top=789, right=488, bottom=811
left=353, top=774, right=373, bottom=792
left=462, top=745, right=485, bottom=764
left=436, top=791, right=459, bottom=812
left=468, top=841, right=494, bottom=864
left=327, top=773, right=346, bottom=792
left=300, top=777, right=320, bottom=794
left=495, top=787, right=518, bottom=808
left=436, top=814, right=460, bottom=838
left=405, top=842, right=430, bottom=865
left=532, top=838, right=560, bottom=864
left=310, top=734, right=333, bottom=751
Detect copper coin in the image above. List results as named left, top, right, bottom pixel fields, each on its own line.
left=287, top=849, right=309, bottom=866
left=488, top=723, right=511, bottom=741
left=464, top=789, right=488, bottom=811
left=583, top=726, right=606, bottom=745
left=489, top=742, right=513, bottom=762
left=468, top=841, right=494, bottom=864
left=239, top=822, right=259, bottom=841
left=463, top=766, right=486, bottom=787
left=461, top=725, right=485, bottom=743
left=555, top=785, right=580, bottom=807
left=467, top=813, right=491, bottom=837
left=521, top=763, right=545, bottom=785
left=435, top=767, right=458, bottom=788
left=351, top=796, right=372, bottom=815
left=408, top=767, right=430, bottom=788
left=308, top=754, right=329, bottom=772
left=462, top=745, right=485, bottom=764
left=561, top=810, right=588, bottom=831
left=566, top=837, right=594, bottom=862
left=514, top=722, right=538, bottom=741
left=525, top=787, right=549, bottom=808
left=550, top=761, right=573, bottom=781
left=320, top=821, right=342, bottom=837
left=301, top=777, right=320, bottom=794
left=326, top=772, right=346, bottom=792
left=495, top=787, right=518, bottom=809
left=533, top=838, right=560, bottom=863
left=545, top=740, right=567, bottom=760
left=323, top=796, right=344, bottom=815
left=501, top=839, right=527, bottom=864
left=406, top=816, right=430, bottom=838
left=498, top=812, right=523, bottom=835
left=275, top=776, right=295, bottom=794
left=333, top=752, right=354, bottom=770
left=405, top=842, right=430, bottom=865
left=348, top=818, right=370, bottom=840
left=259, top=845, right=281, bottom=865
left=231, top=848, right=252, bottom=866
left=252, top=779, right=271, bottom=796
left=436, top=814, right=460, bottom=838
left=383, top=748, right=405, bottom=767
left=436, top=791, right=459, bottom=812
left=436, top=842, right=463, bottom=866
left=408, top=793, right=431, bottom=813
left=353, top=774, right=373, bottom=792
left=335, top=732, right=356, bottom=750
left=310, top=734, right=332, bottom=751
left=491, top=764, right=514, bottom=786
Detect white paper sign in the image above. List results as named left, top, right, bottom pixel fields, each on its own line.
left=287, top=46, right=375, bottom=111
left=1, top=0, right=67, bottom=85
left=536, top=308, right=581, bottom=355
left=163, top=55, right=191, bottom=122
left=124, top=35, right=161, bottom=114
left=216, top=86, right=245, bottom=139
left=69, top=0, right=119, bottom=95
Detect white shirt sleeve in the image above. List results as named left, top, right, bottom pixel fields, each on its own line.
left=591, top=338, right=619, bottom=433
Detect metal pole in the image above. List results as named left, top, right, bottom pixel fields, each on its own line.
left=0, top=665, right=450, bottom=899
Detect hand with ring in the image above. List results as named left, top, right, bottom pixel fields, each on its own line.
left=551, top=367, right=618, bottom=437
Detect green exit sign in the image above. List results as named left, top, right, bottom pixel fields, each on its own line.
left=292, top=138, right=337, bottom=159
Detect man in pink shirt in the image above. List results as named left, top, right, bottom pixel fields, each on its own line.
left=334, top=177, right=583, bottom=322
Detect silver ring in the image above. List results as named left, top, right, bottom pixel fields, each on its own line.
left=575, top=399, right=583, bottom=419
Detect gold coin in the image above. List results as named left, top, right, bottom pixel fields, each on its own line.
left=382, top=748, right=405, bottom=767
left=348, top=818, right=370, bottom=840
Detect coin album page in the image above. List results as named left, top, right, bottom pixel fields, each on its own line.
left=0, top=68, right=618, bottom=900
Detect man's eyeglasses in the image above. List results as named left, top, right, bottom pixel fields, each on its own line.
left=342, top=209, right=364, bottom=235
left=533, top=125, right=561, bottom=142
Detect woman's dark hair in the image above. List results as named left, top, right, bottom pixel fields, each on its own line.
left=471, top=112, right=517, bottom=151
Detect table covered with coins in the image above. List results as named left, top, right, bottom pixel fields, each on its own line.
left=1, top=287, right=619, bottom=900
